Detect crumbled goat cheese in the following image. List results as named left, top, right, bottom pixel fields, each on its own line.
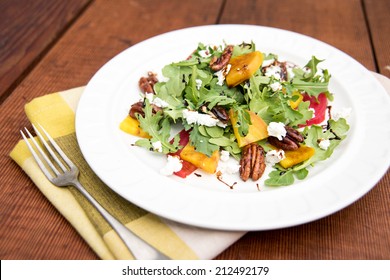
left=217, top=150, right=240, bottom=174
left=286, top=62, right=297, bottom=80
left=145, top=93, right=169, bottom=108
left=218, top=161, right=240, bottom=174
left=270, top=81, right=282, bottom=92
left=145, top=92, right=154, bottom=102
left=153, top=97, right=169, bottom=108
left=220, top=150, right=230, bottom=162
left=216, top=121, right=227, bottom=128
left=160, top=155, right=183, bottom=176
left=267, top=122, right=287, bottom=141
left=182, top=109, right=219, bottom=127
left=318, top=139, right=331, bottom=150
left=287, top=68, right=295, bottom=80
left=332, top=107, right=352, bottom=121
left=198, top=49, right=211, bottom=58
left=303, top=67, right=311, bottom=75
left=195, top=79, right=202, bottom=90
left=265, top=149, right=286, bottom=166
left=262, top=58, right=275, bottom=67
left=214, top=64, right=231, bottom=86
left=152, top=141, right=163, bottom=153
left=265, top=65, right=282, bottom=80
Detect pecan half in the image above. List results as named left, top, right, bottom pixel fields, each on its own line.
left=239, top=143, right=266, bottom=182
left=129, top=101, right=144, bottom=118
left=209, top=45, right=234, bottom=71
left=210, top=105, right=229, bottom=123
left=129, top=101, right=162, bottom=119
left=268, top=126, right=304, bottom=151
left=138, top=71, right=158, bottom=94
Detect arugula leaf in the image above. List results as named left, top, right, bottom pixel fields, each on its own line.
left=265, top=170, right=295, bottom=186
left=184, top=66, right=201, bottom=104
left=135, top=100, right=178, bottom=154
left=249, top=86, right=274, bottom=123
left=291, top=78, right=329, bottom=97
left=264, top=167, right=309, bottom=186
left=161, top=64, right=192, bottom=97
left=290, top=56, right=331, bottom=99
left=294, top=119, right=349, bottom=171
left=207, top=80, right=245, bottom=105
left=204, top=126, right=224, bottom=138
left=329, top=118, right=349, bottom=140
left=197, top=87, right=238, bottom=109
left=288, top=100, right=313, bottom=127
left=209, top=136, right=241, bottom=160
left=231, top=106, right=251, bottom=137
left=294, top=168, right=309, bottom=180
left=232, top=41, right=256, bottom=57
left=154, top=82, right=183, bottom=106
left=302, top=56, right=324, bottom=80
left=193, top=42, right=223, bottom=60
left=189, top=125, right=219, bottom=157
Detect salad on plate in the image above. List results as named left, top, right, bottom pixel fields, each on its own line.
left=120, top=42, right=350, bottom=187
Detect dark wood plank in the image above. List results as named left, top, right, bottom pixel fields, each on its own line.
left=364, top=0, right=390, bottom=78
left=0, top=0, right=223, bottom=260
left=219, top=0, right=376, bottom=71
left=1, top=0, right=389, bottom=260
left=0, top=0, right=92, bottom=103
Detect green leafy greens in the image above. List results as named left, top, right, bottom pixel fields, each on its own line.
left=130, top=41, right=349, bottom=187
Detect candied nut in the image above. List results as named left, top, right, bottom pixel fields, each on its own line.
left=129, top=101, right=162, bottom=119
left=138, top=71, right=158, bottom=94
left=129, top=101, right=145, bottom=118
left=211, top=105, right=229, bottom=123
left=268, top=136, right=299, bottom=150
left=285, top=126, right=304, bottom=142
left=239, top=143, right=266, bottom=182
left=209, top=45, right=234, bottom=71
left=268, top=126, right=304, bottom=151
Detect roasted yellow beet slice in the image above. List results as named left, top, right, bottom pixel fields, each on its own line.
left=226, top=51, right=264, bottom=87
left=279, top=145, right=315, bottom=169
left=120, top=116, right=150, bottom=138
left=180, top=144, right=220, bottom=174
left=229, top=109, right=268, bottom=148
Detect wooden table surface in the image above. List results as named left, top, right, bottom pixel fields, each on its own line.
left=1, top=0, right=389, bottom=260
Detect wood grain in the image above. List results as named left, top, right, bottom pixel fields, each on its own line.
left=364, top=0, right=390, bottom=78
left=219, top=0, right=376, bottom=71
left=0, top=0, right=389, bottom=260
left=0, top=0, right=92, bottom=103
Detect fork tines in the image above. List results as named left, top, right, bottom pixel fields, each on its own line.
left=20, top=124, right=73, bottom=179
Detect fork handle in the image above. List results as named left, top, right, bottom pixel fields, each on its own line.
left=71, top=181, right=169, bottom=260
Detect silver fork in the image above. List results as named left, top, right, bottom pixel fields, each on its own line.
left=21, top=124, right=169, bottom=260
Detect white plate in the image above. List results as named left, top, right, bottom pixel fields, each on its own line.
left=76, top=24, right=390, bottom=231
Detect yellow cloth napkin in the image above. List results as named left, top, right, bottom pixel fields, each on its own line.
left=10, top=86, right=244, bottom=260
